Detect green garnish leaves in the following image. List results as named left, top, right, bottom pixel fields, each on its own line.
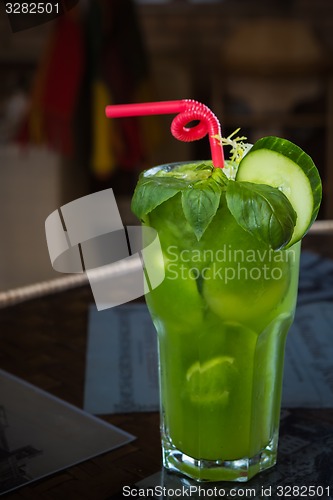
left=226, top=181, right=297, bottom=250
left=131, top=176, right=181, bottom=220
left=131, top=162, right=227, bottom=239
left=131, top=141, right=309, bottom=248
left=182, top=180, right=221, bottom=240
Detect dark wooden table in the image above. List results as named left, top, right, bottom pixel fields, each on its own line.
left=0, top=286, right=161, bottom=499
left=1, top=229, right=333, bottom=499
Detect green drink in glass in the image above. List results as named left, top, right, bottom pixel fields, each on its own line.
left=107, top=100, right=322, bottom=481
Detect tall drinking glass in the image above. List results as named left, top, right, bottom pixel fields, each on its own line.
left=139, top=162, right=300, bottom=482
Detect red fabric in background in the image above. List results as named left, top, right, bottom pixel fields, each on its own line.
left=42, top=15, right=84, bottom=154
left=17, top=0, right=157, bottom=173
left=42, top=16, right=83, bottom=118
left=17, top=12, right=84, bottom=156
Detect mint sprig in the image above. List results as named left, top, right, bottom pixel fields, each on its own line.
left=226, top=181, right=297, bottom=250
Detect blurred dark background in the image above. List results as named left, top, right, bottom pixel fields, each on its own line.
left=0, top=0, right=332, bottom=290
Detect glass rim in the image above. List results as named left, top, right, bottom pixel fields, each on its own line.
left=143, top=160, right=209, bottom=178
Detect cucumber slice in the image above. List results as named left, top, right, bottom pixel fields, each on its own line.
left=236, top=137, right=322, bottom=246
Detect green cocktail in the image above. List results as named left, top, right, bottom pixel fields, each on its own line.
left=131, top=136, right=321, bottom=481
left=105, top=98, right=321, bottom=481
left=133, top=161, right=299, bottom=481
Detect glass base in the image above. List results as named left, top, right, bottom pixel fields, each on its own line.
left=162, top=432, right=278, bottom=482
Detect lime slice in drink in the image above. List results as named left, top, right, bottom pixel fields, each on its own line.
left=236, top=137, right=322, bottom=246
left=186, top=356, right=236, bottom=404
left=202, top=260, right=290, bottom=327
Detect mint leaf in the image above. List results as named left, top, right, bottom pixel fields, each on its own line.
left=226, top=181, right=297, bottom=249
left=131, top=176, right=181, bottom=220
left=182, top=180, right=221, bottom=240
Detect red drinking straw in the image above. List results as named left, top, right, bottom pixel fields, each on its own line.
left=105, top=99, right=224, bottom=168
